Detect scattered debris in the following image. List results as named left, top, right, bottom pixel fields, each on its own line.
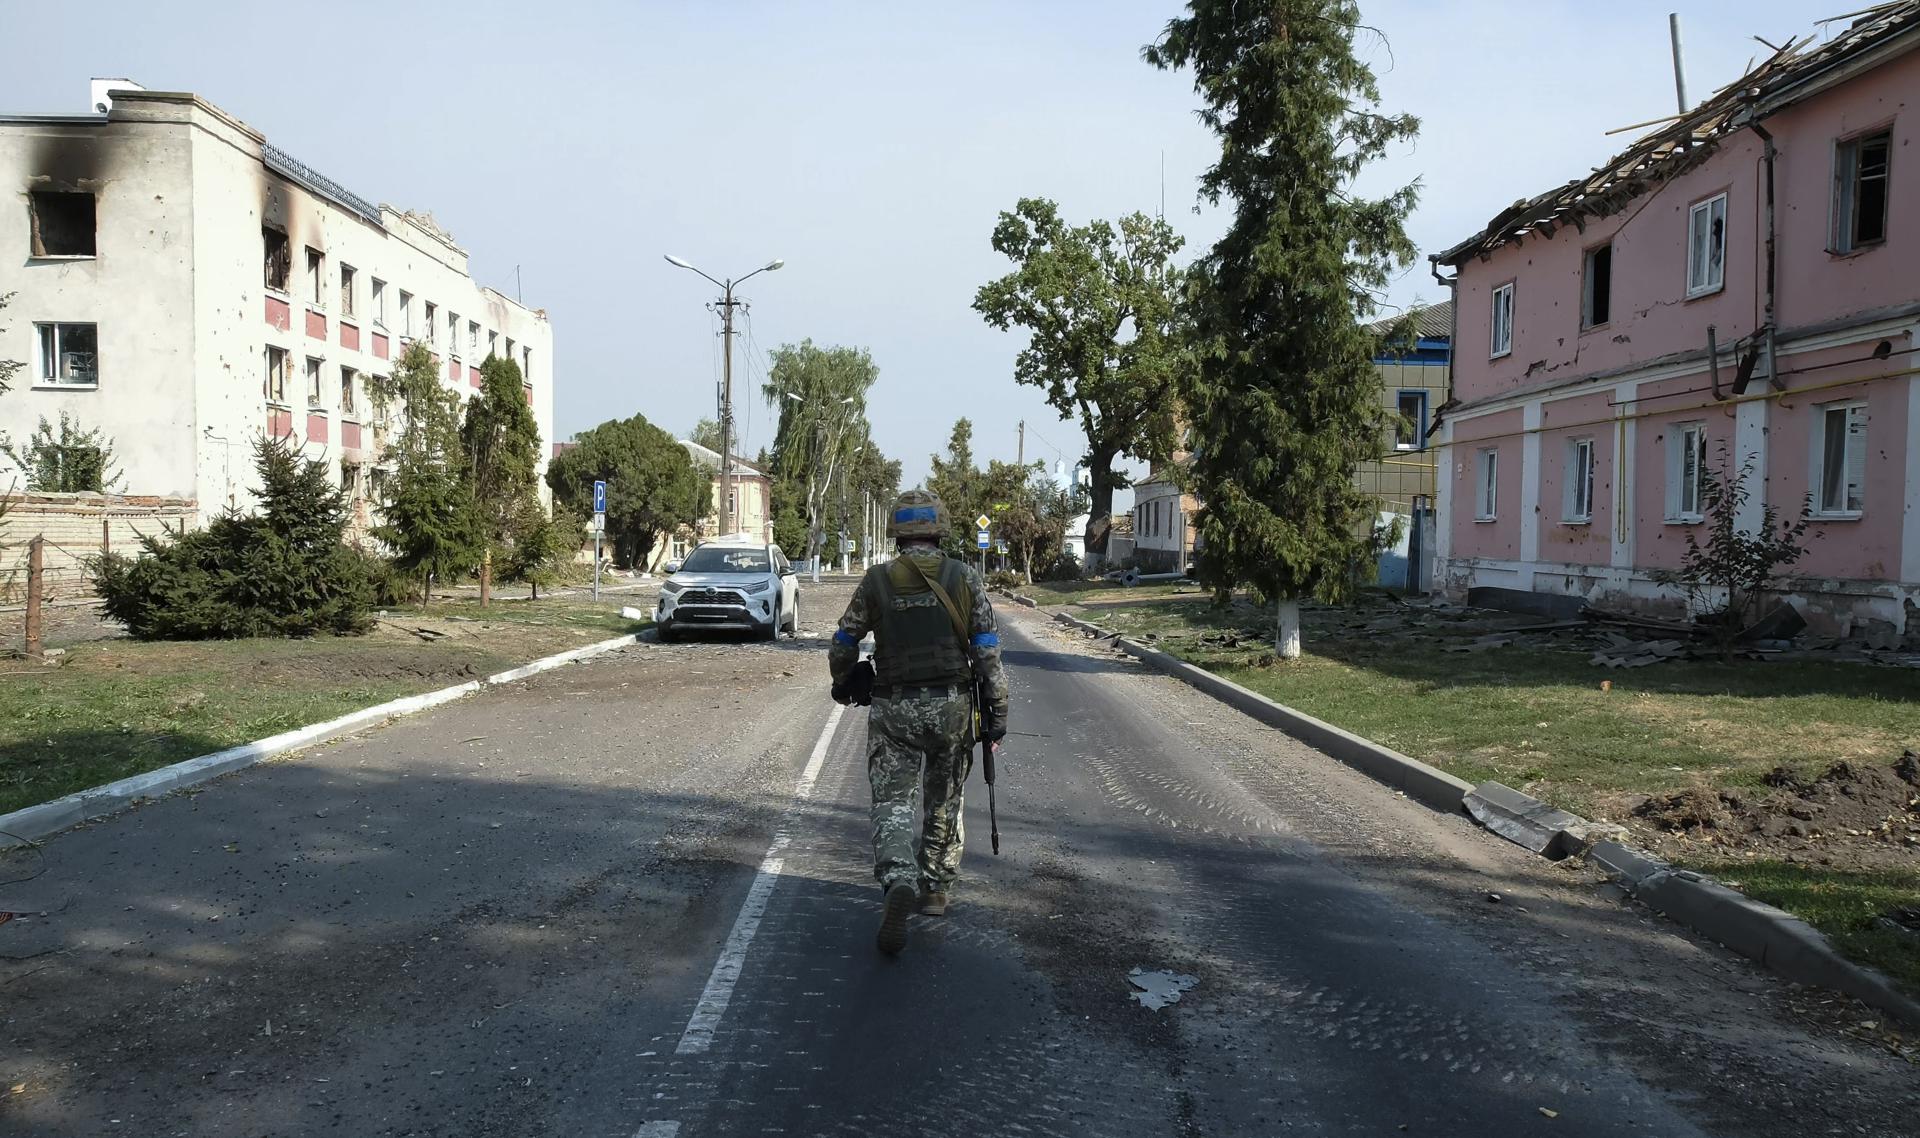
left=1539, top=1107, right=1560, bottom=1119
left=1127, top=967, right=1198, bottom=1010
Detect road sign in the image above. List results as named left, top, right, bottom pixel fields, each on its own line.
left=973, top=514, right=991, bottom=530
left=976, top=529, right=991, bottom=549
left=841, top=537, right=856, bottom=554
left=593, top=480, right=607, bottom=514
left=591, top=512, right=606, bottom=536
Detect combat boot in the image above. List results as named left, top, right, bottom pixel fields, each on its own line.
left=919, top=890, right=949, bottom=916
left=877, top=881, right=916, bottom=955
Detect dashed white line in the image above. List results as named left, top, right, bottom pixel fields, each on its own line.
left=633, top=1123, right=681, bottom=1138
left=675, top=702, right=847, bottom=1055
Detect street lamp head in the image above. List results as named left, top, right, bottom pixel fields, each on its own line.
left=664, top=254, right=696, bottom=270
left=783, top=391, right=805, bottom=403
left=764, top=259, right=785, bottom=272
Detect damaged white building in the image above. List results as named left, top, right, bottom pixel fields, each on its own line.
left=0, top=79, right=555, bottom=526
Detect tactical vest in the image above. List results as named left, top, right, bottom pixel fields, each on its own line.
left=870, top=553, right=973, bottom=687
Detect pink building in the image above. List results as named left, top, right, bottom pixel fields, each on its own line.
left=1430, top=6, right=1920, bottom=641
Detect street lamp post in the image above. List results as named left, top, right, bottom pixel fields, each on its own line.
left=664, top=254, right=783, bottom=540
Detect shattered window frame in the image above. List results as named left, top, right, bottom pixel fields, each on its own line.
left=29, top=190, right=97, bottom=258
left=263, top=226, right=292, bottom=292
left=35, top=322, right=100, bottom=387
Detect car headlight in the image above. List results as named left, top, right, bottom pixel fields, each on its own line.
left=743, top=579, right=771, bottom=594
left=660, top=580, right=685, bottom=595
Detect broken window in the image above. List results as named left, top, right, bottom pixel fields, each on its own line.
left=1582, top=243, right=1612, bottom=328
left=488, top=330, right=498, bottom=358
left=1564, top=438, right=1595, bottom=522
left=371, top=278, right=386, bottom=327
left=264, top=227, right=291, bottom=291
left=1686, top=194, right=1726, bottom=297
left=448, top=311, right=460, bottom=353
left=1815, top=402, right=1867, bottom=515
left=1394, top=390, right=1426, bottom=451
left=468, top=320, right=479, bottom=351
left=340, top=365, right=357, bottom=415
left=306, top=247, right=324, bottom=306
left=522, top=346, right=532, bottom=382
left=424, top=301, right=437, bottom=342
left=1667, top=423, right=1706, bottom=521
left=35, top=322, right=98, bottom=386
left=1833, top=131, right=1890, bottom=254
left=306, top=356, right=324, bottom=408
left=30, top=191, right=96, bottom=257
left=1475, top=450, right=1498, bottom=520
left=341, top=461, right=362, bottom=496
left=265, top=346, right=289, bottom=404
left=340, top=264, right=357, bottom=318
left=1489, top=282, right=1513, bottom=358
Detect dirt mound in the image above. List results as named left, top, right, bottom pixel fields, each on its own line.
left=1629, top=752, right=1920, bottom=873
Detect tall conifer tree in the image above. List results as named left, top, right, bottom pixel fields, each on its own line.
left=1147, top=1, right=1419, bottom=655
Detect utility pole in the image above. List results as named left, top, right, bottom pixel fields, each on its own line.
left=664, top=254, right=785, bottom=541
left=718, top=285, right=736, bottom=539
left=1017, top=420, right=1025, bottom=466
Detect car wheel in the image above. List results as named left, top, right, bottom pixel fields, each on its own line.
left=760, top=603, right=780, bottom=642
left=784, top=597, right=799, bottom=637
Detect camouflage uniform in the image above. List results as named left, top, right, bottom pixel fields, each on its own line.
left=829, top=547, right=1009, bottom=895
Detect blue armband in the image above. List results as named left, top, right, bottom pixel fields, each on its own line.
left=970, top=632, right=999, bottom=648
left=832, top=630, right=859, bottom=648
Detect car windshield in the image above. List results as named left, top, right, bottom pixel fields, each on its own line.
left=680, top=546, right=771, bottom=574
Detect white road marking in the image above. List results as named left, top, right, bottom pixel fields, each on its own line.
left=633, top=1123, right=681, bottom=1138
left=675, top=703, right=847, bottom=1055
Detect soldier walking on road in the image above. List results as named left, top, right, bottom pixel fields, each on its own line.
left=828, top=489, right=1009, bottom=955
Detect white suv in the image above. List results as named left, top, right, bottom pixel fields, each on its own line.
left=656, top=540, right=799, bottom=642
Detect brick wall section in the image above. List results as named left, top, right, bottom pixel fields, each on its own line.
left=1, top=493, right=198, bottom=603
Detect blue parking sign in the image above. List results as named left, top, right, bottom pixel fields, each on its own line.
left=593, top=480, right=607, bottom=514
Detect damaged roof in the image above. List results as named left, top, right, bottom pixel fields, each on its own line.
left=1433, top=2, right=1920, bottom=267
left=1366, top=300, right=1452, bottom=341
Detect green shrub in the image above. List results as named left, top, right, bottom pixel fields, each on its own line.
left=95, top=439, right=374, bottom=639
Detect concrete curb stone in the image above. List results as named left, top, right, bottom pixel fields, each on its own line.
left=0, top=632, right=642, bottom=847
left=1043, top=604, right=1920, bottom=1028
left=1049, top=610, right=1472, bottom=814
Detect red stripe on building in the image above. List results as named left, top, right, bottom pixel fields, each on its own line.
left=305, top=309, right=327, bottom=340
left=371, top=332, right=389, bottom=360
left=448, top=357, right=461, bottom=383
left=469, top=366, right=482, bottom=389
left=267, top=408, right=294, bottom=439
left=265, top=295, right=291, bottom=331
left=341, top=421, right=362, bottom=450
left=340, top=321, right=361, bottom=351
left=306, top=412, right=329, bottom=445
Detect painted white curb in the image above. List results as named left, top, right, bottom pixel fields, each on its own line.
left=0, top=631, right=642, bottom=846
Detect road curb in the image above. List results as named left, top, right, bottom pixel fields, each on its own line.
left=1590, top=841, right=1920, bottom=1027
left=1049, top=610, right=1472, bottom=814
left=0, top=632, right=642, bottom=846
left=1046, top=606, right=1920, bottom=1027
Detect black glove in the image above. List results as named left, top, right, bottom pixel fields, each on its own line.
left=832, top=659, right=874, bottom=707
left=979, top=704, right=1008, bottom=742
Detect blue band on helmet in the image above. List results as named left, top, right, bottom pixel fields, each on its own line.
left=893, top=506, right=939, bottom=524
left=832, top=630, right=859, bottom=647
left=970, top=632, right=999, bottom=648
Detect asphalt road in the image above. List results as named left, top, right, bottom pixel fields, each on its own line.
left=2, top=583, right=1912, bottom=1136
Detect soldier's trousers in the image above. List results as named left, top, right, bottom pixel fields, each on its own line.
left=866, top=692, right=974, bottom=892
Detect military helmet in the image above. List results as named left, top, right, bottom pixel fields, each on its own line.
left=886, top=488, right=950, bottom=540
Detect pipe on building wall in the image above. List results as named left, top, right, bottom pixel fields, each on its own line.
left=1750, top=121, right=1784, bottom=392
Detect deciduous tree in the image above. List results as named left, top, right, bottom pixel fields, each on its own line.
left=1147, top=0, right=1419, bottom=656
left=1, top=412, right=122, bottom=493
left=546, top=413, right=708, bottom=569
left=762, top=340, right=877, bottom=564
left=973, top=199, right=1187, bottom=571
left=461, top=354, right=543, bottom=551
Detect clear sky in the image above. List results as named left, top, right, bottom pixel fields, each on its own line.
left=1, top=0, right=1834, bottom=499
